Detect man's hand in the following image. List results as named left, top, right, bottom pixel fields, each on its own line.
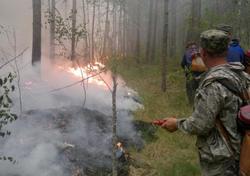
left=161, top=117, right=178, bottom=132
left=152, top=119, right=167, bottom=126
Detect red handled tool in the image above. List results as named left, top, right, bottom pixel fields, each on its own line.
left=152, top=119, right=167, bottom=126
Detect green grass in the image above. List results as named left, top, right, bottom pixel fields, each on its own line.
left=116, top=58, right=201, bottom=176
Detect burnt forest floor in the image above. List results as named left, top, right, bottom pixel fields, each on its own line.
left=115, top=58, right=201, bottom=176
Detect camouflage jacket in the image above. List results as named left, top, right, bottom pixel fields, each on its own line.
left=177, top=63, right=250, bottom=164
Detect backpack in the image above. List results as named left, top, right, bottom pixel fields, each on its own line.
left=215, top=75, right=250, bottom=176
left=190, top=52, right=208, bottom=72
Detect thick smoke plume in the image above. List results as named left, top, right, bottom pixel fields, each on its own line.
left=0, top=0, right=143, bottom=175
left=0, top=56, right=143, bottom=176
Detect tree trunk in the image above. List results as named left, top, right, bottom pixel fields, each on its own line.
left=169, top=0, right=176, bottom=57
left=215, top=0, right=220, bottom=15
left=135, top=0, right=141, bottom=64
left=86, top=0, right=92, bottom=62
left=49, top=0, right=55, bottom=60
left=102, top=0, right=110, bottom=59
left=32, top=0, right=42, bottom=65
left=246, top=0, right=250, bottom=46
left=97, top=0, right=102, bottom=60
left=91, top=0, right=96, bottom=62
left=64, top=0, right=68, bottom=18
left=118, top=3, right=123, bottom=55
left=161, top=0, right=169, bottom=92
left=145, top=0, right=154, bottom=62
left=82, top=0, right=90, bottom=63
left=237, top=0, right=242, bottom=39
left=112, top=3, right=117, bottom=56
left=48, top=0, right=51, bottom=14
left=150, top=0, right=159, bottom=62
left=112, top=72, right=118, bottom=176
left=187, top=0, right=201, bottom=42
left=71, top=0, right=77, bottom=60
left=122, top=2, right=126, bottom=58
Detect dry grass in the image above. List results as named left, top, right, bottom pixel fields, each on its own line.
left=116, top=58, right=201, bottom=176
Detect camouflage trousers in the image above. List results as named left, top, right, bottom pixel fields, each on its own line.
left=200, top=159, right=239, bottom=176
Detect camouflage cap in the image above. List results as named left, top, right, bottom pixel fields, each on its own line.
left=215, top=24, right=233, bottom=34
left=200, top=29, right=230, bottom=54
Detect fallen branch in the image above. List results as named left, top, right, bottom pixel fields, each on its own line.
left=0, top=48, right=28, bottom=70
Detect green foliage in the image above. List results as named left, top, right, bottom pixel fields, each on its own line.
left=0, top=72, right=17, bottom=163
left=200, top=8, right=233, bottom=30
left=107, top=56, right=119, bottom=74
left=199, top=3, right=250, bottom=48
left=45, top=11, right=87, bottom=53
left=184, top=0, right=250, bottom=49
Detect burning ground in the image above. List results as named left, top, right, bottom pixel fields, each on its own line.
left=0, top=60, right=144, bottom=176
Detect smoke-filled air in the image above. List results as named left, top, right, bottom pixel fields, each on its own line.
left=0, top=0, right=250, bottom=176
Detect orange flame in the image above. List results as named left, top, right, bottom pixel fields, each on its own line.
left=67, top=62, right=106, bottom=87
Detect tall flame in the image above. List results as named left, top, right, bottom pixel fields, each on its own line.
left=67, top=62, right=106, bottom=86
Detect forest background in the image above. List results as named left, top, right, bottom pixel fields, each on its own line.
left=1, top=0, right=250, bottom=175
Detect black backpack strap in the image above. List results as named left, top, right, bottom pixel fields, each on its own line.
left=216, top=79, right=241, bottom=97
left=215, top=71, right=250, bottom=103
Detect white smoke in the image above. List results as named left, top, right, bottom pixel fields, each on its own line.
left=0, top=56, right=143, bottom=176
left=0, top=118, right=66, bottom=176
left=0, top=0, right=143, bottom=174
